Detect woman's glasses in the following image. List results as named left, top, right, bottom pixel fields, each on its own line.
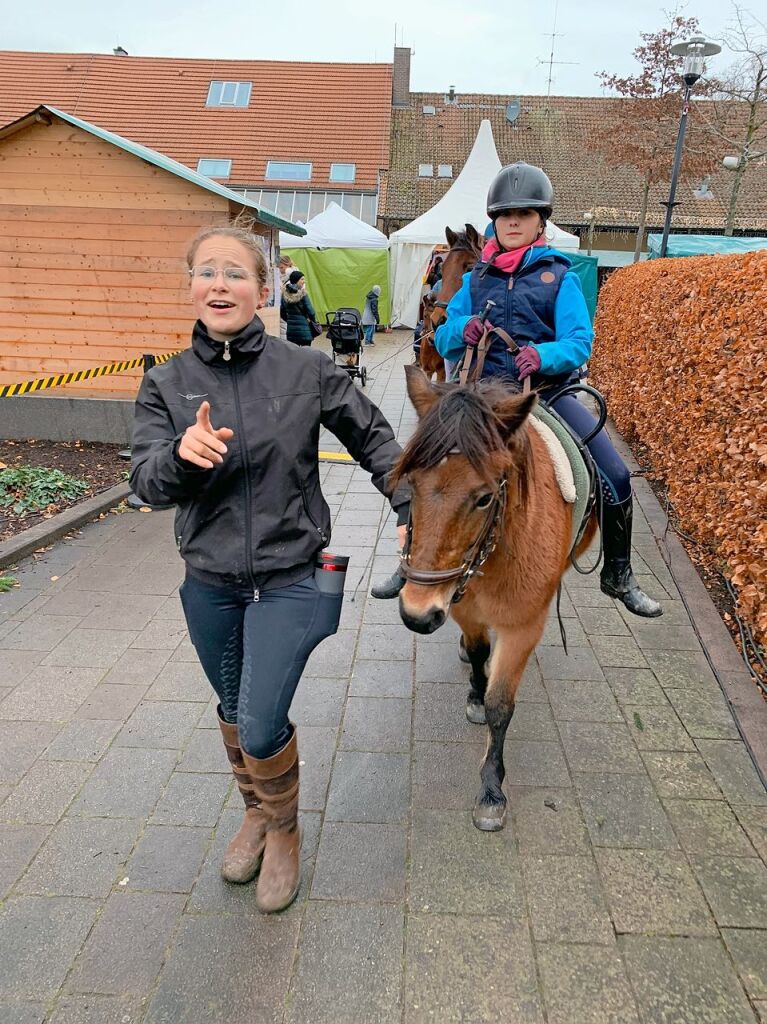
left=189, top=266, right=253, bottom=282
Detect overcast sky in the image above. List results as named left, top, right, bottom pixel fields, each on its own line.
left=3, top=0, right=753, bottom=97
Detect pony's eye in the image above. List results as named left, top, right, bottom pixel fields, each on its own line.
left=475, top=493, right=493, bottom=510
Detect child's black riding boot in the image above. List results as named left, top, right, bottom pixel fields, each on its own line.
left=599, top=497, right=663, bottom=618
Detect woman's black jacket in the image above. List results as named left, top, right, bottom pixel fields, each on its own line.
left=130, top=317, right=408, bottom=593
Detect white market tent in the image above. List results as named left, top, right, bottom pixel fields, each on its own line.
left=279, top=202, right=391, bottom=320
left=388, top=120, right=579, bottom=327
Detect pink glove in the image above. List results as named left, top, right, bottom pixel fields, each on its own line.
left=463, top=317, right=490, bottom=347
left=515, top=345, right=541, bottom=380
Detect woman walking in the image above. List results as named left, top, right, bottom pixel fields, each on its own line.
left=280, top=269, right=317, bottom=346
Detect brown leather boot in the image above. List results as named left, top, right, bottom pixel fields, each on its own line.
left=217, top=708, right=267, bottom=884
left=242, top=729, right=301, bottom=914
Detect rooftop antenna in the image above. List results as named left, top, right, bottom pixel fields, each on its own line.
left=537, top=0, right=577, bottom=115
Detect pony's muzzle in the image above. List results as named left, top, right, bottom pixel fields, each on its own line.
left=398, top=597, right=446, bottom=635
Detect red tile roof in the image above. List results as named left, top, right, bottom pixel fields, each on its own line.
left=0, top=51, right=392, bottom=191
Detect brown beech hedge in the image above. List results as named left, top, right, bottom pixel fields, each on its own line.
left=591, top=251, right=767, bottom=647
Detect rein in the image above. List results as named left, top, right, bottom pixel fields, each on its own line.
left=400, top=474, right=508, bottom=604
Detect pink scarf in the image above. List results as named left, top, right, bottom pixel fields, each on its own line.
left=481, top=236, right=546, bottom=275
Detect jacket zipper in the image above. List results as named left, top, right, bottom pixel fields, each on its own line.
left=301, top=483, right=328, bottom=544
left=230, top=363, right=259, bottom=602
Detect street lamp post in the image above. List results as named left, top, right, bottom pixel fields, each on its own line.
left=659, top=36, right=721, bottom=258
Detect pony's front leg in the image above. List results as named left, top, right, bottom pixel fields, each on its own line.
left=473, top=621, right=544, bottom=831
left=450, top=604, right=491, bottom=725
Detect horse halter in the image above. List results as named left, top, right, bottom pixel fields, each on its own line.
left=399, top=471, right=508, bottom=604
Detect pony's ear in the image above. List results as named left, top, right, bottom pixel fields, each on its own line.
left=445, top=226, right=458, bottom=247
left=405, top=364, right=441, bottom=419
left=495, top=391, right=538, bottom=441
left=466, top=223, right=481, bottom=249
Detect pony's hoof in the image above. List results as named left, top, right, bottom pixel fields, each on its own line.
left=472, top=802, right=507, bottom=831
left=466, top=701, right=486, bottom=725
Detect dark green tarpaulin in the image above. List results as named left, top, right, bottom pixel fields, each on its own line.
left=568, top=252, right=598, bottom=321
left=282, top=248, right=390, bottom=324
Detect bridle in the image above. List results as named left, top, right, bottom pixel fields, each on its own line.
left=399, top=469, right=508, bottom=604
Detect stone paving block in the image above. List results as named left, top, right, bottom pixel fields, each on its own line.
left=537, top=646, right=606, bottom=681
left=0, top=1004, right=46, bottom=1024
left=0, top=615, right=81, bottom=652
left=297, top=726, right=337, bottom=811
left=619, top=935, right=757, bottom=1024
left=558, top=720, right=645, bottom=773
left=356, top=624, right=414, bottom=661
left=539, top=617, right=590, bottom=647
left=349, top=659, right=413, bottom=698
left=722, top=929, right=767, bottom=1001
left=566, top=585, right=615, bottom=609
left=143, top=661, right=211, bottom=702
left=411, top=741, right=483, bottom=811
left=16, top=816, right=142, bottom=897
left=640, top=751, right=723, bottom=800
left=115, top=700, right=203, bottom=749
left=129, top=619, right=187, bottom=651
left=410, top=809, right=524, bottom=916
left=42, top=628, right=139, bottom=668
left=0, top=896, right=98, bottom=1000
left=303, top=630, right=355, bottom=677
left=506, top=701, right=559, bottom=741
left=78, top=594, right=165, bottom=632
left=46, top=996, right=145, bottom=1023
left=507, top=739, right=572, bottom=788
left=0, top=721, right=61, bottom=783
left=732, top=805, right=767, bottom=862
left=543, top=678, right=623, bottom=723
left=691, top=855, right=767, bottom=928
left=153, top=594, right=185, bottom=619
left=69, top=747, right=177, bottom=819
left=664, top=798, right=757, bottom=857
left=292, top=677, right=347, bottom=728
left=101, top=647, right=172, bottom=687
left=360, top=595, right=405, bottom=625
left=286, top=903, right=403, bottom=1024
left=0, top=760, right=92, bottom=825
left=643, top=649, right=719, bottom=690
left=325, top=751, right=410, bottom=823
left=576, top=606, right=631, bottom=637
left=575, top=772, right=679, bottom=850
left=41, top=720, right=120, bottom=763
left=167, top=638, right=199, bottom=663
left=404, top=914, right=544, bottom=1024
left=665, top=688, right=740, bottom=740
left=144, top=911, right=299, bottom=1024
left=414, top=616, right=461, bottom=643
left=414, top=683, right=485, bottom=744
left=596, top=848, right=716, bottom=936
left=0, top=587, right=46, bottom=623
left=1, top=649, right=44, bottom=687
left=125, top=824, right=209, bottom=893
left=536, top=942, right=641, bottom=1024
left=150, top=771, right=230, bottom=827
left=603, top=667, right=670, bottom=706
left=590, top=636, right=649, bottom=669
left=630, top=621, right=703, bottom=652
left=697, top=739, right=767, bottom=806
left=509, top=787, right=591, bottom=855
left=622, top=703, right=695, bottom=751
left=0, top=824, right=50, bottom=900
left=175, top=727, right=228, bottom=773
left=66, top=891, right=185, bottom=996
left=523, top=854, right=614, bottom=944
left=311, top=821, right=406, bottom=901
left=756, top=1002, right=767, bottom=1024
left=120, top=564, right=185, bottom=598
left=340, top=696, right=412, bottom=752
left=0, top=665, right=104, bottom=721
left=74, top=683, right=147, bottom=721
left=415, top=641, right=470, bottom=683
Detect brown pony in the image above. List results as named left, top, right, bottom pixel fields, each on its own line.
left=419, top=224, right=483, bottom=381
left=393, top=367, right=597, bottom=832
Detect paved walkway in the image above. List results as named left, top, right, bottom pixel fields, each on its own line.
left=1, top=334, right=766, bottom=1024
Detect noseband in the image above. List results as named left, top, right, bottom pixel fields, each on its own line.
left=399, top=471, right=508, bottom=604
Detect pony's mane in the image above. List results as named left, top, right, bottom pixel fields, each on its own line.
left=392, top=381, right=528, bottom=488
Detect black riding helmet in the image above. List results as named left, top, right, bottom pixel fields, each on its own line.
left=487, top=162, right=554, bottom=220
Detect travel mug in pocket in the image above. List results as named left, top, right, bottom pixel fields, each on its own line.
left=313, top=552, right=350, bottom=595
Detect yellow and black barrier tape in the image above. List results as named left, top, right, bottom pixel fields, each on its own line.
left=0, top=351, right=182, bottom=398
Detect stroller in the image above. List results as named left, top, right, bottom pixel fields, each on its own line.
left=325, top=307, right=367, bottom=387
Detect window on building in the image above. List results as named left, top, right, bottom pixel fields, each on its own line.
left=292, top=192, right=311, bottom=223
left=422, top=105, right=436, bottom=115
left=196, top=158, right=232, bottom=178
left=437, top=164, right=453, bottom=178
left=418, top=164, right=434, bottom=177
left=360, top=194, right=377, bottom=226
left=206, top=81, right=252, bottom=107
left=330, top=163, right=356, bottom=183
left=266, top=161, right=312, bottom=181
left=340, top=193, right=363, bottom=219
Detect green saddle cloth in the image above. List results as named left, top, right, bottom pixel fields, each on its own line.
left=532, top=404, right=591, bottom=552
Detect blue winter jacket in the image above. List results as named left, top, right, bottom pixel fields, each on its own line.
left=434, top=246, right=592, bottom=388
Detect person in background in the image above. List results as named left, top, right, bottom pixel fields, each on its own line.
left=281, top=270, right=317, bottom=347
left=362, top=285, right=381, bottom=345
left=277, top=255, right=298, bottom=340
